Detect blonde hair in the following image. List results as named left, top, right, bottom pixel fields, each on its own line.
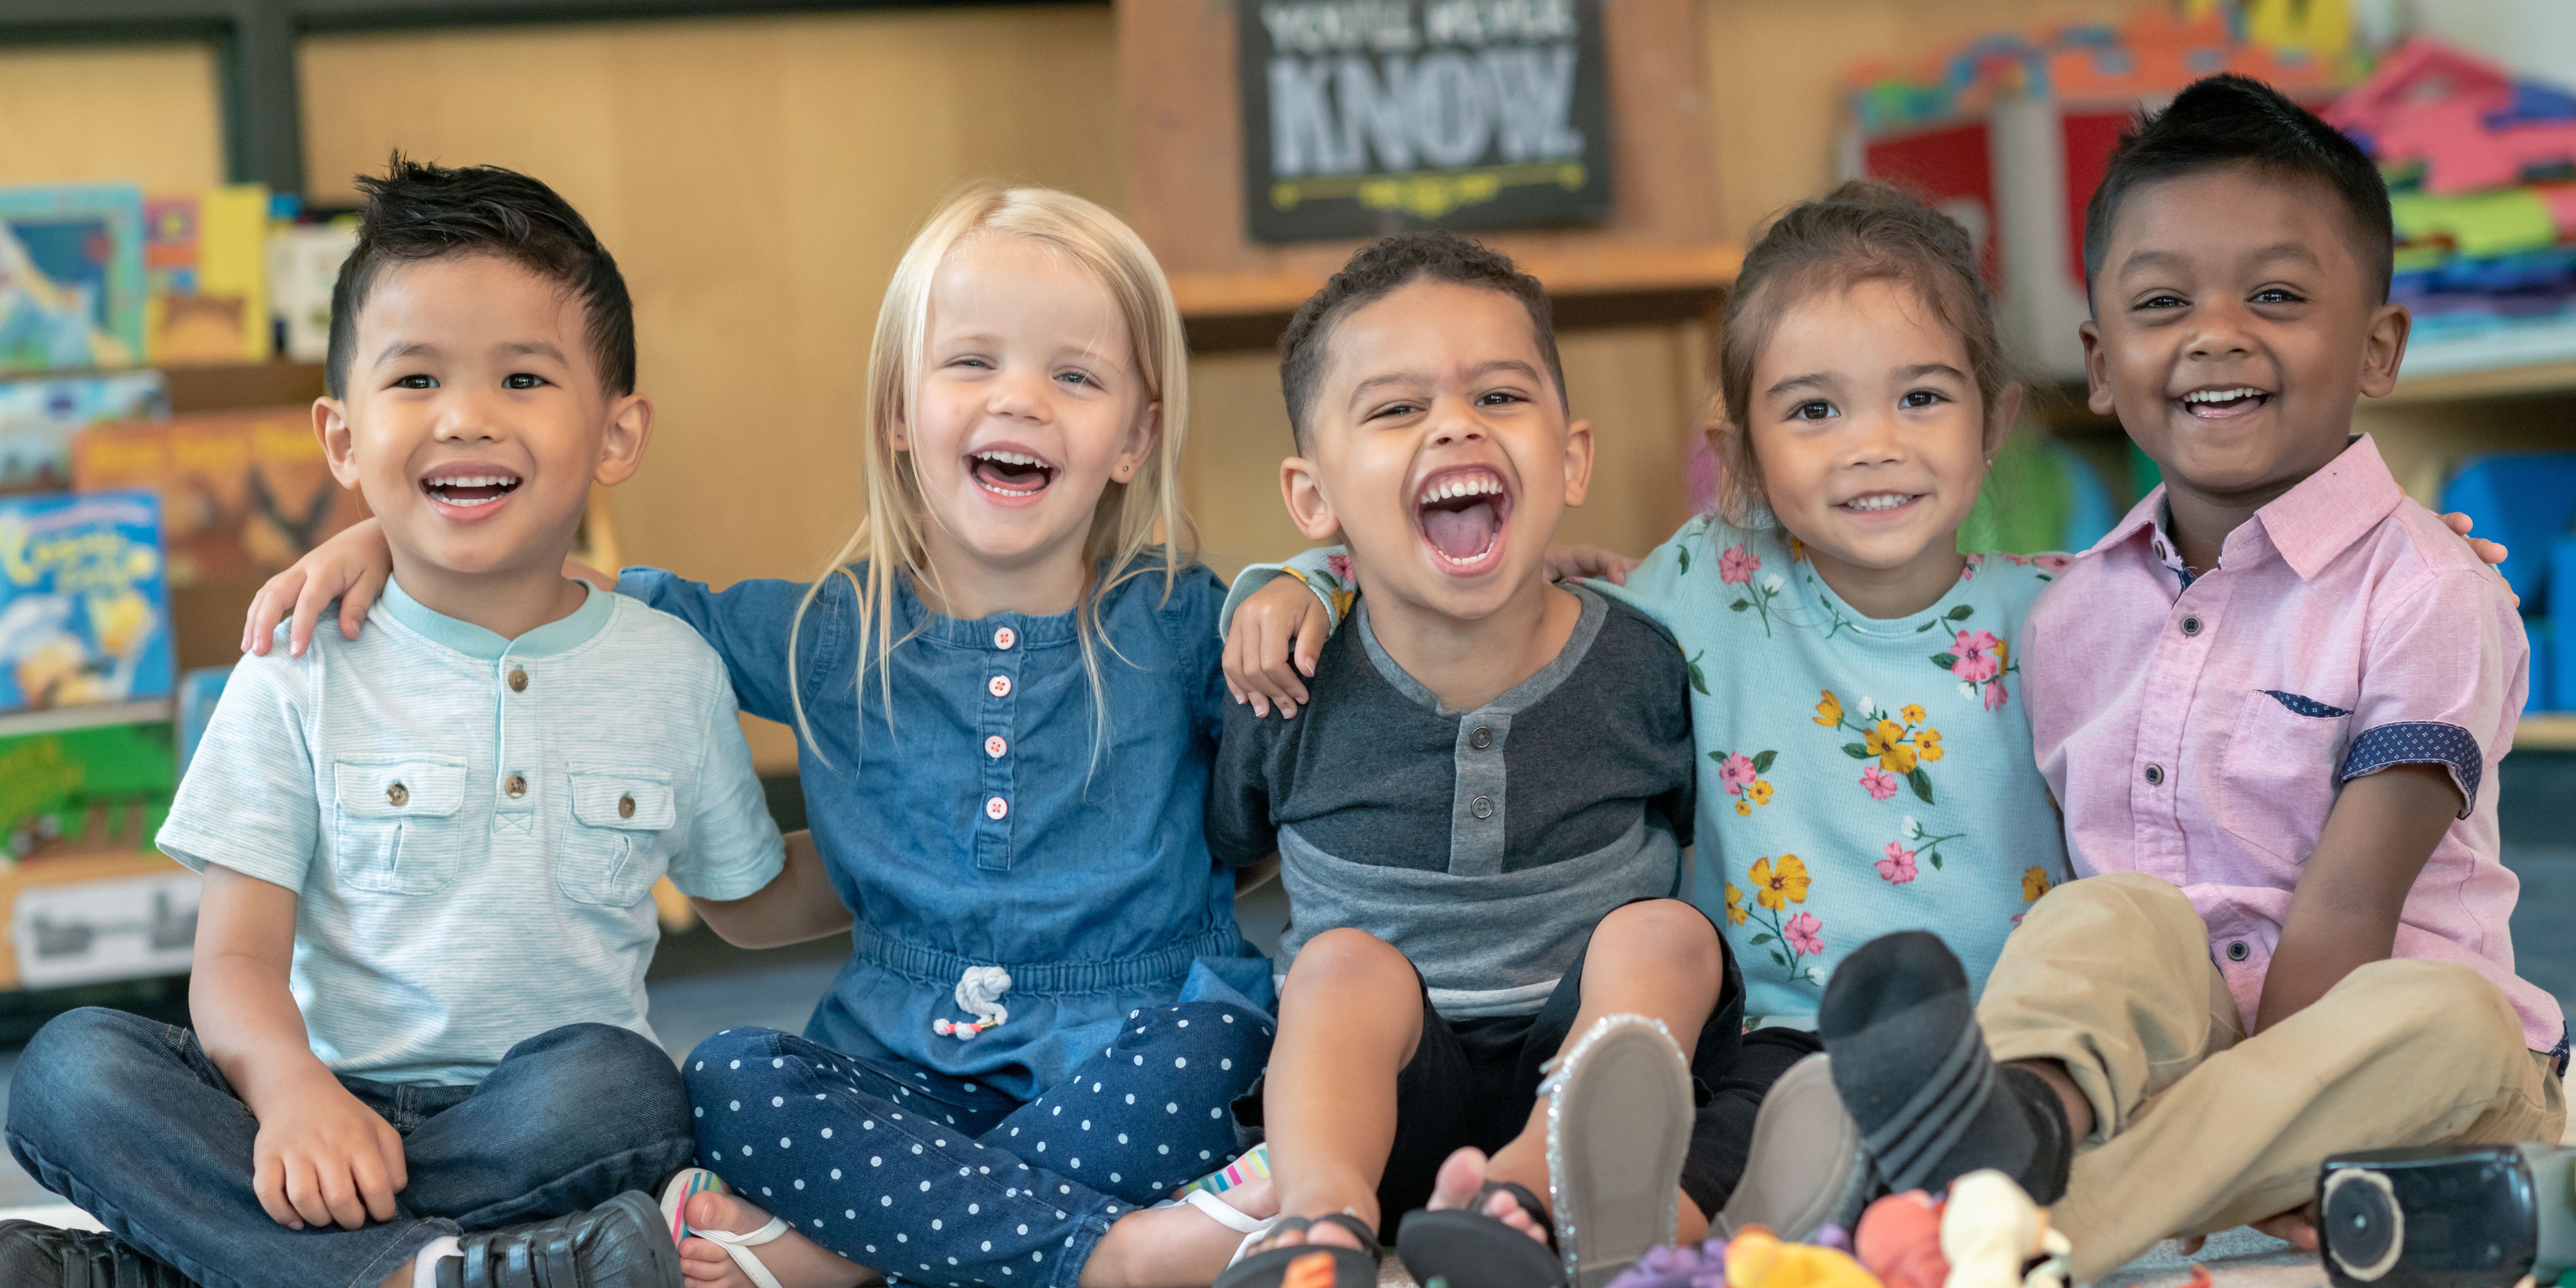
left=788, top=184, right=1196, bottom=765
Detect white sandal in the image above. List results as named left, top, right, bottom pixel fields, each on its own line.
left=1153, top=1186, right=1284, bottom=1267
left=660, top=1167, right=790, bottom=1288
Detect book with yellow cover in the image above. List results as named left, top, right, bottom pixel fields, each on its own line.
left=144, top=184, right=271, bottom=365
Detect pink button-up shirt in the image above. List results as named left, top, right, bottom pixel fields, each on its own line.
left=2023, top=435, right=2562, bottom=1055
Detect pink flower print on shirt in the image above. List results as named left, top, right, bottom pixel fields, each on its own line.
left=1325, top=553, right=1354, bottom=585
left=1719, top=546, right=1761, bottom=584
left=1715, top=543, right=1786, bottom=636
left=1875, top=843, right=1918, bottom=884
left=1720, top=752, right=1757, bottom=794
left=1951, top=630, right=2003, bottom=683
left=1784, top=912, right=1824, bottom=957
left=1860, top=767, right=1899, bottom=800
left=1983, top=676, right=2009, bottom=711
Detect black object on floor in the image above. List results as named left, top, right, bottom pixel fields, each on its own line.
left=0, top=1219, right=196, bottom=1286
left=2318, top=1143, right=2576, bottom=1288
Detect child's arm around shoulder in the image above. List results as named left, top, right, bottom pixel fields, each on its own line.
left=2257, top=559, right=2520, bottom=1031
left=662, top=641, right=850, bottom=948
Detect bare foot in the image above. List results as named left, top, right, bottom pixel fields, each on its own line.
left=1080, top=1183, right=1286, bottom=1288
left=1426, top=1147, right=1548, bottom=1244
left=680, top=1190, right=877, bottom=1288
left=2176, top=1209, right=2318, bottom=1257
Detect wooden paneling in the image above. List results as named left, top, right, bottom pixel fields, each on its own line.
left=0, top=42, right=224, bottom=190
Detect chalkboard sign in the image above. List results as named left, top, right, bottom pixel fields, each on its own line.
left=1238, top=0, right=1614, bottom=243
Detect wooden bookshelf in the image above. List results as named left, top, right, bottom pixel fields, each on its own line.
left=2520, top=715, right=2576, bottom=752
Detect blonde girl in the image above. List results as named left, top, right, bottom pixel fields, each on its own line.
left=250, top=185, right=1280, bottom=1288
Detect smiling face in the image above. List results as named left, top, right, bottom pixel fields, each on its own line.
left=1283, top=278, right=1591, bottom=621
left=2081, top=164, right=2407, bottom=507
left=896, top=234, right=1157, bottom=588
left=1745, top=278, right=2000, bottom=609
left=320, top=253, right=645, bottom=583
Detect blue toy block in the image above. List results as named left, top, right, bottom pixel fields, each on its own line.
left=2439, top=453, right=2576, bottom=613
left=2551, top=534, right=2576, bottom=712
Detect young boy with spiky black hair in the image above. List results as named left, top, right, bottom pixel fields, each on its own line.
left=1, top=156, right=793, bottom=1288
left=1814, top=75, right=2565, bottom=1278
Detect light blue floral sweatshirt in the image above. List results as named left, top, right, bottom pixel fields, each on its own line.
left=1227, top=518, right=2074, bottom=1028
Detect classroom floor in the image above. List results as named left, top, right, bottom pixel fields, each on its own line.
left=2, top=754, right=2570, bottom=1286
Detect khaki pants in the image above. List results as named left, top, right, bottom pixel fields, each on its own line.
left=1979, top=872, right=2565, bottom=1281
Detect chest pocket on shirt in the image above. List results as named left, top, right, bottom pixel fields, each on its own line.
left=2217, top=688, right=2350, bottom=862
left=559, top=771, right=678, bottom=907
left=332, top=761, right=468, bottom=895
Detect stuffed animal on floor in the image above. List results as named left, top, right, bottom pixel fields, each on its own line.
left=1853, top=1171, right=2071, bottom=1288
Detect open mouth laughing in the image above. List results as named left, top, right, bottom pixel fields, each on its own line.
left=421, top=467, right=521, bottom=517
left=1837, top=490, right=1923, bottom=518
left=1415, top=465, right=1512, bottom=574
left=2176, top=385, right=2272, bottom=420
left=970, top=447, right=1057, bottom=501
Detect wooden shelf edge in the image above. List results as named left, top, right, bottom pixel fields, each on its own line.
left=1171, top=243, right=1743, bottom=320
left=2388, top=359, right=2576, bottom=405
left=2517, top=713, right=2576, bottom=751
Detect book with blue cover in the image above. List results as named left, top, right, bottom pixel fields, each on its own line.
left=0, top=490, right=174, bottom=713
left=0, top=184, right=148, bottom=373
left=0, top=370, right=168, bottom=494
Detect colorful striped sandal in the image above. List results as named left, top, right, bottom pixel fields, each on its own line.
left=659, top=1168, right=788, bottom=1288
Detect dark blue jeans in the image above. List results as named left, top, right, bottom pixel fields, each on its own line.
left=6, top=1008, right=696, bottom=1288
left=688, top=999, right=1270, bottom=1288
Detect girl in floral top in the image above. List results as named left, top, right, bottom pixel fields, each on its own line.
left=1222, top=182, right=2073, bottom=1033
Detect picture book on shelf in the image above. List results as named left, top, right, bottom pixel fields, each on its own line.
left=73, top=406, right=368, bottom=586
left=0, top=184, right=148, bottom=373
left=0, top=490, right=174, bottom=713
left=0, top=719, right=175, bottom=864
left=145, top=184, right=271, bottom=365
left=268, top=218, right=359, bottom=364
left=0, top=370, right=168, bottom=495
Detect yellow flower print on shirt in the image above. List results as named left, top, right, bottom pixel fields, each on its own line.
left=1865, top=720, right=1919, bottom=774
left=1814, top=690, right=1843, bottom=728
left=1901, top=704, right=1927, bottom=725
left=1724, top=883, right=1749, bottom=926
left=1750, top=854, right=1811, bottom=910
left=1913, top=727, right=1944, bottom=763
left=1749, top=780, right=1774, bottom=805
left=2023, top=867, right=2053, bottom=902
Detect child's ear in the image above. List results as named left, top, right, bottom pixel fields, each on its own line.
left=315, top=396, right=359, bottom=488
left=2078, top=320, right=2115, bottom=417
left=1114, top=401, right=1163, bottom=484
left=594, top=392, right=653, bottom=487
left=1281, top=455, right=1340, bottom=542
left=2357, top=300, right=2411, bottom=400
left=1560, top=417, right=1595, bottom=508
left=1985, top=382, right=2025, bottom=460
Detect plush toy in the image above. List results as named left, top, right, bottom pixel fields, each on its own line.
left=1857, top=1191, right=1950, bottom=1288
left=1724, top=1226, right=1884, bottom=1288
left=1941, top=1172, right=2071, bottom=1288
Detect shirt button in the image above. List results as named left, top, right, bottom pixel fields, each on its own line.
left=386, top=782, right=409, bottom=807
left=985, top=735, right=1007, bottom=759
left=2180, top=615, right=2203, bottom=637
left=618, top=793, right=637, bottom=820
left=1470, top=795, right=1494, bottom=819
left=988, top=676, right=1011, bottom=698
left=2226, top=940, right=2251, bottom=962
left=508, top=667, right=528, bottom=692
left=1469, top=726, right=1493, bottom=750
left=2143, top=764, right=2165, bottom=786
left=985, top=796, right=1009, bottom=821
left=994, top=627, right=1017, bottom=651
left=505, top=774, right=527, bottom=799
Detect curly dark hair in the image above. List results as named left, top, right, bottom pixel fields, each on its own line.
left=326, top=151, right=635, bottom=399
left=2084, top=73, right=2392, bottom=306
left=1708, top=180, right=2011, bottom=526
left=1276, top=230, right=1565, bottom=447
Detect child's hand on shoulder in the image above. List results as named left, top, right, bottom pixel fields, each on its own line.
left=2438, top=511, right=2516, bottom=604
left=244, top=519, right=393, bottom=659
left=1546, top=543, right=1639, bottom=585
left=1224, top=576, right=1332, bottom=719
left=250, top=1072, right=408, bottom=1231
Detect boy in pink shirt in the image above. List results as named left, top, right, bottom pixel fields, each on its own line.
left=1809, top=75, right=2565, bottom=1278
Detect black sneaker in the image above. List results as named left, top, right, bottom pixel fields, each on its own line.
left=437, top=1191, right=681, bottom=1288
left=0, top=1219, right=196, bottom=1286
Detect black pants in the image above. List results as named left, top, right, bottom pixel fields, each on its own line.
left=1379, top=902, right=1818, bottom=1226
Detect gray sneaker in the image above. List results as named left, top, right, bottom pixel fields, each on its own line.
left=438, top=1190, right=682, bottom=1288
left=0, top=1220, right=196, bottom=1287
left=1716, top=1054, right=1879, bottom=1241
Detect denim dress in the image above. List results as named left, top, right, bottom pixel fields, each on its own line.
left=622, top=559, right=1275, bottom=1288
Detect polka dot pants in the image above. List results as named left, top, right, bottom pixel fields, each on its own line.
left=685, top=1001, right=1269, bottom=1288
